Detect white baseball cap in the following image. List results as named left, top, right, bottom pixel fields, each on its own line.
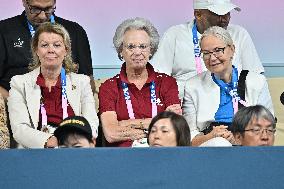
left=193, top=0, right=241, bottom=15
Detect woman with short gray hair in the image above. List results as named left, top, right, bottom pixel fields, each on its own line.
left=99, top=17, right=181, bottom=147
left=113, top=17, right=159, bottom=60
left=182, top=26, right=274, bottom=147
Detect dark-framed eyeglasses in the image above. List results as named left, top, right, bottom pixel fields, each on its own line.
left=124, top=43, right=150, bottom=52
left=26, top=1, right=56, bottom=15
left=244, top=127, right=276, bottom=136
left=201, top=46, right=226, bottom=60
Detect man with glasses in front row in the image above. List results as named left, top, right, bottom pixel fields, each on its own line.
left=232, top=105, right=276, bottom=146
left=0, top=0, right=93, bottom=100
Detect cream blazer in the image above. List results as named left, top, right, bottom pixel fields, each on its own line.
left=8, top=68, right=99, bottom=148
left=182, top=70, right=274, bottom=140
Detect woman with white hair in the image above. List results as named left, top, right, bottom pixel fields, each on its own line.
left=182, top=26, right=273, bottom=146
left=99, top=17, right=181, bottom=147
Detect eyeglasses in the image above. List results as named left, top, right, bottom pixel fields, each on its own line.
left=26, top=1, right=56, bottom=15
left=124, top=43, right=150, bottom=52
left=201, top=47, right=226, bottom=60
left=244, top=127, right=276, bottom=136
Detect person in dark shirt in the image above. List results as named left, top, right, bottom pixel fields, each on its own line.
left=55, top=116, right=96, bottom=148
left=0, top=0, right=93, bottom=99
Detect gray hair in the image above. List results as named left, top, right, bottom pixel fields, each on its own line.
left=113, top=17, right=159, bottom=60
left=200, top=26, right=234, bottom=47
left=231, top=105, right=276, bottom=136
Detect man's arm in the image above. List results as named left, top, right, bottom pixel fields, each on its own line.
left=73, top=24, right=93, bottom=76
left=0, top=86, right=8, bottom=100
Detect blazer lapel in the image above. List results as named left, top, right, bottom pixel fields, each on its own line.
left=25, top=68, right=41, bottom=128
left=204, top=71, right=220, bottom=109
left=66, top=73, right=80, bottom=115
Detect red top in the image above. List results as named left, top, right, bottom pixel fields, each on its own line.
left=99, top=63, right=180, bottom=147
left=36, top=73, right=75, bottom=128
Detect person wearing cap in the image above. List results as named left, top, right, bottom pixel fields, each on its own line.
left=0, top=0, right=94, bottom=100
left=231, top=105, right=275, bottom=146
left=152, top=0, right=264, bottom=100
left=54, top=116, right=96, bottom=148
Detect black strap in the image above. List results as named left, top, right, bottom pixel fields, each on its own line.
left=237, top=70, right=249, bottom=109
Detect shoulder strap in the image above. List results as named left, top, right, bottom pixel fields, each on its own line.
left=237, top=70, right=249, bottom=109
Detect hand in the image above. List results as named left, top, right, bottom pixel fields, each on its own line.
left=119, top=126, right=146, bottom=141
left=166, top=104, right=182, bottom=115
left=130, top=129, right=147, bottom=141
left=0, top=86, right=9, bottom=100
left=210, top=125, right=229, bottom=138
left=220, top=130, right=236, bottom=144
left=45, top=136, right=58, bottom=148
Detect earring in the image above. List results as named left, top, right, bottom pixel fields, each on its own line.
left=120, top=54, right=124, bottom=60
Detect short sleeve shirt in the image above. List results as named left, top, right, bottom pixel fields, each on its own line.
left=99, top=63, right=180, bottom=147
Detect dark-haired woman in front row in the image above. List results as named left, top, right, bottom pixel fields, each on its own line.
left=147, top=111, right=191, bottom=147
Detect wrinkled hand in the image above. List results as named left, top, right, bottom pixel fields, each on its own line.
left=119, top=126, right=146, bottom=141
left=166, top=104, right=182, bottom=115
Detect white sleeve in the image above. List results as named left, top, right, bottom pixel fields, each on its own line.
left=257, top=79, right=274, bottom=115
left=182, top=82, right=200, bottom=140
left=8, top=76, right=52, bottom=148
left=151, top=29, right=176, bottom=75
left=238, top=27, right=264, bottom=73
left=80, top=76, right=99, bottom=138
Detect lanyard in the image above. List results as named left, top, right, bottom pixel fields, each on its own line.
left=40, top=68, right=68, bottom=127
left=27, top=14, right=55, bottom=36
left=121, top=81, right=157, bottom=119
left=212, top=66, right=248, bottom=114
left=192, top=19, right=203, bottom=74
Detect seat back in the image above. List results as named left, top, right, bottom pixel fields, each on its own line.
left=0, top=93, right=10, bottom=149
left=267, top=77, right=284, bottom=145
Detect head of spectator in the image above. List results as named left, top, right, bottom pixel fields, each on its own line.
left=148, top=111, right=191, bottom=147
left=30, top=22, right=76, bottom=73
left=193, top=0, right=241, bottom=33
left=54, top=116, right=96, bottom=148
left=98, top=17, right=181, bottom=148
left=113, top=17, right=159, bottom=62
left=200, top=26, right=235, bottom=83
left=22, top=0, right=56, bottom=26
left=232, top=105, right=276, bottom=146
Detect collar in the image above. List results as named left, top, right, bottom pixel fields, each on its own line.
left=188, top=20, right=202, bottom=39
left=119, top=62, right=156, bottom=84
left=21, top=11, right=56, bottom=29
left=36, top=73, right=61, bottom=88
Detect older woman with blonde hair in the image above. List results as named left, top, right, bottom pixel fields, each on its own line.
left=183, top=26, right=273, bottom=146
left=8, top=23, right=99, bottom=148
left=99, top=17, right=181, bottom=147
